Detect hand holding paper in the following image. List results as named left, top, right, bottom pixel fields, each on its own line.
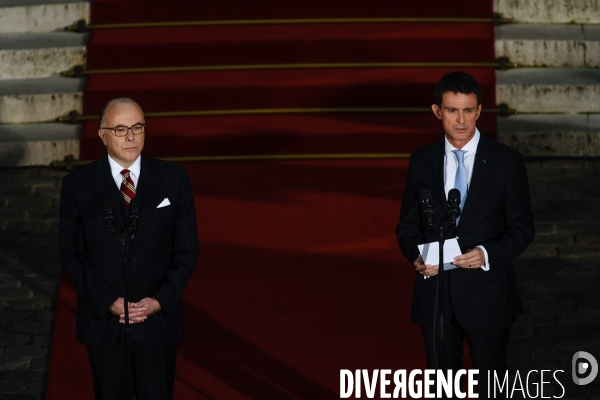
left=417, top=238, right=463, bottom=272
left=414, top=255, right=438, bottom=277
left=453, top=247, right=487, bottom=270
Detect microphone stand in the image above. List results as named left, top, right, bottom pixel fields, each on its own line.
left=434, top=189, right=461, bottom=377
left=417, top=189, right=448, bottom=372
left=120, top=230, right=134, bottom=400
left=103, top=202, right=138, bottom=400
left=436, top=221, right=446, bottom=372
left=419, top=188, right=461, bottom=389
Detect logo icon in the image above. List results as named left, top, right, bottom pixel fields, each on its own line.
left=572, top=351, right=598, bottom=385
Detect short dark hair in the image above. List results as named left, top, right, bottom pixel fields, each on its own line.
left=433, top=72, right=481, bottom=107
left=100, top=97, right=144, bottom=127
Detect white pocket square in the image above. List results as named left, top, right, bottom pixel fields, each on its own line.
left=157, top=198, right=171, bottom=208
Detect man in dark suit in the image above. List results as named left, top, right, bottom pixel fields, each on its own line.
left=396, top=72, right=534, bottom=398
left=59, top=97, right=200, bottom=400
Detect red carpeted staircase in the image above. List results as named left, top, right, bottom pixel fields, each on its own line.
left=78, top=0, right=496, bottom=159
left=48, top=1, right=494, bottom=398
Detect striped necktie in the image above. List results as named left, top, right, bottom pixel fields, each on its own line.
left=120, top=169, right=136, bottom=207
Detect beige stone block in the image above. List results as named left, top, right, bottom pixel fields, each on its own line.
left=498, top=131, right=596, bottom=156
left=0, top=92, right=82, bottom=123
left=0, top=3, right=89, bottom=34
left=0, top=47, right=86, bottom=79
left=495, top=0, right=600, bottom=23
left=495, top=39, right=588, bottom=67
left=497, top=84, right=600, bottom=113
left=0, top=139, right=79, bottom=167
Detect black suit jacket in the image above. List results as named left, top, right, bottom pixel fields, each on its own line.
left=59, top=154, right=200, bottom=346
left=396, top=134, right=534, bottom=330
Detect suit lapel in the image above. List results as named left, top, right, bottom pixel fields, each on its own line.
left=461, top=134, right=493, bottom=220
left=430, top=140, right=447, bottom=218
left=91, top=155, right=126, bottom=226
left=130, top=155, right=164, bottom=252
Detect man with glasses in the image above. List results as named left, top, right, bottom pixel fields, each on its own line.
left=59, top=97, right=200, bottom=400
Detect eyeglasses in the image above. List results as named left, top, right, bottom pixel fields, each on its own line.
left=101, top=123, right=146, bottom=137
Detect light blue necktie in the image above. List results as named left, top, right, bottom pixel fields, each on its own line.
left=452, top=150, right=468, bottom=225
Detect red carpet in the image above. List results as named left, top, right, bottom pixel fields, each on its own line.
left=78, top=0, right=496, bottom=160
left=86, top=23, right=494, bottom=69
left=49, top=1, right=492, bottom=398
left=88, top=0, right=492, bottom=23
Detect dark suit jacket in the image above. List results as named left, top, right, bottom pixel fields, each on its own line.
left=59, top=154, right=200, bottom=346
left=396, top=134, right=534, bottom=330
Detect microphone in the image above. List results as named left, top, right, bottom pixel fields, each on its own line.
left=447, top=188, right=462, bottom=230
left=127, top=197, right=142, bottom=236
left=418, top=188, right=435, bottom=231
left=103, top=199, right=116, bottom=235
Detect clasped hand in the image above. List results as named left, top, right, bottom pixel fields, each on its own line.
left=414, top=247, right=485, bottom=277
left=109, top=297, right=161, bottom=324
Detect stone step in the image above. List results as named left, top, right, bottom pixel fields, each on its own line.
left=495, top=24, right=600, bottom=68
left=0, top=0, right=89, bottom=34
left=0, top=76, right=83, bottom=123
left=496, top=68, right=600, bottom=113
left=0, top=123, right=80, bottom=167
left=0, top=32, right=87, bottom=79
left=497, top=114, right=600, bottom=157
left=494, top=0, right=600, bottom=24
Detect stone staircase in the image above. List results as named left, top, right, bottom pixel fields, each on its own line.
left=495, top=0, right=600, bottom=156
left=0, top=0, right=89, bottom=167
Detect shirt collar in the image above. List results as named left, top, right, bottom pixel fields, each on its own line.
left=107, top=154, right=141, bottom=179
left=444, top=128, right=481, bottom=155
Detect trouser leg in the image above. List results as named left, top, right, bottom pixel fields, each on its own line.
left=87, top=342, right=177, bottom=400
left=133, top=342, right=178, bottom=400
left=87, top=344, right=129, bottom=400
left=464, top=328, right=510, bottom=400
left=421, top=313, right=465, bottom=399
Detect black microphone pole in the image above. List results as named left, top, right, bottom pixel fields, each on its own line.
left=418, top=188, right=463, bottom=379
left=122, top=197, right=141, bottom=400
left=102, top=198, right=135, bottom=400
left=419, top=188, right=445, bottom=370
left=121, top=225, right=133, bottom=400
left=436, top=189, right=462, bottom=372
left=436, top=218, right=445, bottom=372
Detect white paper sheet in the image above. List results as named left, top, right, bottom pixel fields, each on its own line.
left=417, top=238, right=462, bottom=271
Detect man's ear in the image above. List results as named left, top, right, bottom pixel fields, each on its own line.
left=98, top=129, right=108, bottom=146
left=431, top=104, right=442, bottom=120
left=476, top=104, right=482, bottom=120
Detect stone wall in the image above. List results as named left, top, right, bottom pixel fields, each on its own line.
left=0, top=167, right=65, bottom=400
left=507, top=159, right=600, bottom=399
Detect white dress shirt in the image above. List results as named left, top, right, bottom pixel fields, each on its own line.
left=443, top=129, right=490, bottom=271
left=108, top=154, right=141, bottom=190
